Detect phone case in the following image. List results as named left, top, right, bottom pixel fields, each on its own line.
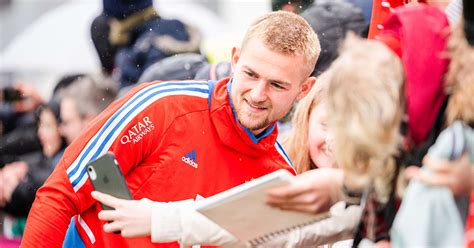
left=86, top=153, right=132, bottom=210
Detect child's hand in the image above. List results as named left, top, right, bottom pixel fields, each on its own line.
left=266, top=168, right=343, bottom=214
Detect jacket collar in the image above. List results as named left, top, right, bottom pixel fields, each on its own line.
left=209, top=78, right=278, bottom=156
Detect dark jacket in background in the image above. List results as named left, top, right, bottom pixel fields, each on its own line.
left=3, top=150, right=64, bottom=217
left=301, top=0, right=367, bottom=76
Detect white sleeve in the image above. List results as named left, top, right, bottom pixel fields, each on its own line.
left=151, top=200, right=247, bottom=248
left=257, top=202, right=362, bottom=248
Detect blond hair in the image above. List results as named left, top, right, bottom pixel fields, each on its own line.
left=242, top=11, right=321, bottom=75
left=282, top=73, right=330, bottom=173
left=445, top=20, right=474, bottom=125
left=326, top=34, right=404, bottom=203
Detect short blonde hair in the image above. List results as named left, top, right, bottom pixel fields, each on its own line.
left=242, top=11, right=321, bottom=75
left=326, top=34, right=404, bottom=203
left=282, top=73, right=330, bottom=173
left=445, top=20, right=474, bottom=125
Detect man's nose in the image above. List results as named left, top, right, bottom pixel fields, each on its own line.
left=249, top=81, right=268, bottom=102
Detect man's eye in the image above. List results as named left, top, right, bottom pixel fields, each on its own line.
left=245, top=71, right=256, bottom=78
left=271, top=82, right=285, bottom=90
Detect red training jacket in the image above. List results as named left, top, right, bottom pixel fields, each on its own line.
left=21, top=78, right=295, bottom=248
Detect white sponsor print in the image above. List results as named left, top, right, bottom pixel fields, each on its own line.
left=120, top=116, right=155, bottom=144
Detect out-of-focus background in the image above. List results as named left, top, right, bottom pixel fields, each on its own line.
left=0, top=0, right=271, bottom=99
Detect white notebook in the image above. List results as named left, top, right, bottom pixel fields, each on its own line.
left=195, top=169, right=329, bottom=246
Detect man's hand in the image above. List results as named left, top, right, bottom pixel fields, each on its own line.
left=91, top=191, right=153, bottom=238
left=405, top=153, right=473, bottom=196
left=265, top=168, right=344, bottom=214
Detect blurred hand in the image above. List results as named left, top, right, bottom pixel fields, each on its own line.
left=405, top=153, right=473, bottom=196
left=12, top=83, right=44, bottom=112
left=91, top=191, right=153, bottom=238
left=2, top=161, right=29, bottom=202
left=266, top=168, right=344, bottom=214
left=375, top=240, right=391, bottom=248
left=0, top=170, right=5, bottom=207
left=3, top=161, right=28, bottom=178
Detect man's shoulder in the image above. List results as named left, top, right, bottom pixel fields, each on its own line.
left=125, top=80, right=212, bottom=114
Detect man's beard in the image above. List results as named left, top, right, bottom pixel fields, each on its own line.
left=235, top=106, right=271, bottom=132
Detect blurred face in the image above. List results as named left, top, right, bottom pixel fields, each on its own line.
left=38, top=109, right=62, bottom=158
left=308, top=102, right=335, bottom=168
left=60, top=98, right=87, bottom=144
left=230, top=38, right=315, bottom=134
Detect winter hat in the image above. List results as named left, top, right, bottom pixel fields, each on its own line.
left=103, top=0, right=153, bottom=20
left=301, top=0, right=367, bottom=76
left=138, top=53, right=208, bottom=83
left=194, top=61, right=232, bottom=81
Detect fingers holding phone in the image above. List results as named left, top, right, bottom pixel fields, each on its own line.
left=87, top=153, right=154, bottom=237
left=92, top=191, right=154, bottom=238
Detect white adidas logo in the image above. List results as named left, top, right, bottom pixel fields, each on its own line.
left=181, top=150, right=198, bottom=168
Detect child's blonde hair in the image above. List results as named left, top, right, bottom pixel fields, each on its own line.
left=326, top=34, right=404, bottom=203
left=282, top=73, right=330, bottom=173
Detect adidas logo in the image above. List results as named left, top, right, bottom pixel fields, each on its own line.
left=181, top=150, right=198, bottom=168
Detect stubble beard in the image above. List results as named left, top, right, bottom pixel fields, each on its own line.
left=235, top=102, right=272, bottom=131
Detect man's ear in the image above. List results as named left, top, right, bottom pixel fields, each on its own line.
left=296, top=76, right=316, bottom=100
left=230, top=46, right=240, bottom=70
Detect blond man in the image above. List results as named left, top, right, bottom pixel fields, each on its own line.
left=22, top=11, right=320, bottom=248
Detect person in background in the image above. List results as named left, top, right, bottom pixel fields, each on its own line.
left=116, top=53, right=209, bottom=98
left=0, top=101, right=65, bottom=213
left=276, top=0, right=367, bottom=131
left=0, top=101, right=66, bottom=237
left=262, top=72, right=360, bottom=247
left=0, top=83, right=44, bottom=166
left=91, top=0, right=201, bottom=88
left=0, top=75, right=116, bottom=236
left=0, top=74, right=84, bottom=166
left=347, top=0, right=373, bottom=24
left=58, top=75, right=117, bottom=144
left=265, top=33, right=404, bottom=247
left=300, top=0, right=368, bottom=76
left=264, top=0, right=369, bottom=215
left=194, top=61, right=232, bottom=82
left=394, top=18, right=474, bottom=247
left=324, top=34, right=405, bottom=246
left=0, top=74, right=85, bottom=221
